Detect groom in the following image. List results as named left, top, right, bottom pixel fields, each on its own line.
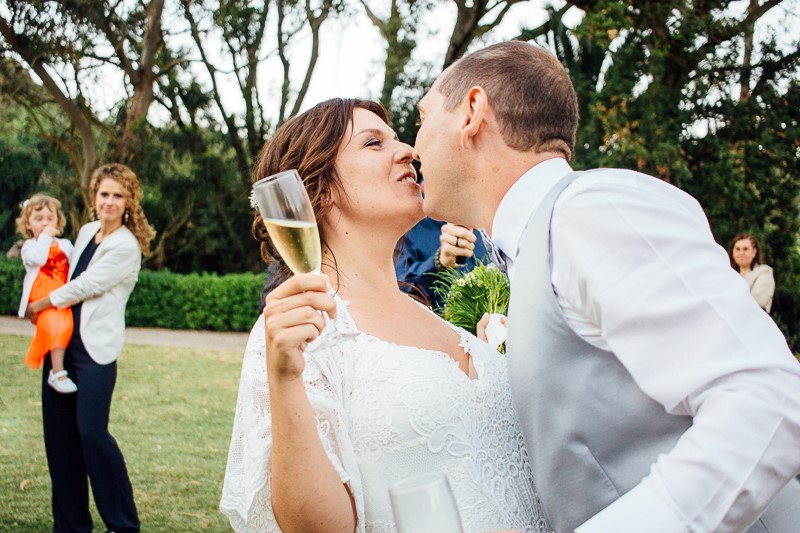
left=414, top=41, right=800, bottom=532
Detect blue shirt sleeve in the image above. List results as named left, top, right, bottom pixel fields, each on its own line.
left=395, top=218, right=489, bottom=309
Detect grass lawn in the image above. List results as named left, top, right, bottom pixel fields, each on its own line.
left=0, top=334, right=244, bottom=532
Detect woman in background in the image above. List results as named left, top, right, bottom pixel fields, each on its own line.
left=27, top=163, right=155, bottom=533
left=730, top=233, right=775, bottom=313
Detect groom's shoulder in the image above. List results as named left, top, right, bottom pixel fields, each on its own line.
left=564, top=168, right=698, bottom=206
left=553, top=168, right=705, bottom=227
left=571, top=167, right=665, bottom=190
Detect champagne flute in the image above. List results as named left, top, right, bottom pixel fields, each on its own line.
left=389, top=472, right=465, bottom=533
left=252, top=169, right=355, bottom=349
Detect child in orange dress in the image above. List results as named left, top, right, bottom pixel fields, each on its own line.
left=17, top=194, right=77, bottom=393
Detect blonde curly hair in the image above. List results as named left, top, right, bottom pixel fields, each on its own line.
left=90, top=163, right=156, bottom=256
left=16, top=193, right=67, bottom=239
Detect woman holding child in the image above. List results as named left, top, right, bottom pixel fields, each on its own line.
left=220, top=99, right=548, bottom=532
left=26, top=163, right=155, bottom=533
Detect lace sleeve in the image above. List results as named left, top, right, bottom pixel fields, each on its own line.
left=220, top=319, right=365, bottom=532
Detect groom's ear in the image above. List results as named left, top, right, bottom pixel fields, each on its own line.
left=460, top=86, right=489, bottom=148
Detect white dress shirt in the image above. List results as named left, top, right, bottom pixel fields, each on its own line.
left=491, top=157, right=800, bottom=532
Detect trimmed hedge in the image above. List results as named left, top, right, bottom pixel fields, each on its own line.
left=0, top=257, right=24, bottom=316
left=0, top=257, right=264, bottom=332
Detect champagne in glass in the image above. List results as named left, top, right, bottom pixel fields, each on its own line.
left=389, top=472, right=465, bottom=533
left=252, top=169, right=354, bottom=348
left=263, top=219, right=321, bottom=275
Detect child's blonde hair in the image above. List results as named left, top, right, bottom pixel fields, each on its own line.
left=15, top=193, right=67, bottom=239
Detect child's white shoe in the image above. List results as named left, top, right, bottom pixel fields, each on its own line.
left=48, top=370, right=77, bottom=394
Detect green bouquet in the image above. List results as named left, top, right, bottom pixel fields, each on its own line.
left=431, top=260, right=510, bottom=336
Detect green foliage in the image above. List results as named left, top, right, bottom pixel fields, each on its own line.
left=772, top=248, right=800, bottom=352
left=0, top=256, right=24, bottom=315
left=540, top=0, right=800, bottom=350
left=0, top=102, right=74, bottom=253
left=126, top=269, right=264, bottom=332
left=680, top=82, right=800, bottom=347
left=128, top=121, right=261, bottom=274
left=432, top=261, right=510, bottom=335
left=0, top=335, right=240, bottom=532
left=0, top=257, right=265, bottom=332
left=390, top=68, right=434, bottom=147
left=0, top=94, right=263, bottom=275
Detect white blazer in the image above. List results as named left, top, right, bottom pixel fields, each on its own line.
left=49, top=221, right=142, bottom=365
left=18, top=234, right=74, bottom=318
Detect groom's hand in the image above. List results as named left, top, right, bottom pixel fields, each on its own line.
left=439, top=223, right=476, bottom=268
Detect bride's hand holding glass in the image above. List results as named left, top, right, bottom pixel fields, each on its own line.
left=252, top=169, right=356, bottom=349
left=262, top=273, right=337, bottom=380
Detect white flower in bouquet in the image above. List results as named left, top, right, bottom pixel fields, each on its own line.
left=432, top=261, right=510, bottom=352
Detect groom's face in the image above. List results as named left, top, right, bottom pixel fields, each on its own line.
left=413, top=85, right=464, bottom=222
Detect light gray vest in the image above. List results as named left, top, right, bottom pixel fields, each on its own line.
left=507, top=171, right=800, bottom=532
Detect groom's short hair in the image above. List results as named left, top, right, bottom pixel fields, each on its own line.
left=438, top=41, right=578, bottom=162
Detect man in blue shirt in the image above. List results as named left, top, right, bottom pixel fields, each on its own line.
left=394, top=217, right=488, bottom=309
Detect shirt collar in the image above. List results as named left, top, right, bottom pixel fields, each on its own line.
left=491, top=157, right=573, bottom=262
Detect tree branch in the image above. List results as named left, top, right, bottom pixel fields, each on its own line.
left=181, top=0, right=250, bottom=190
left=289, top=0, right=335, bottom=118
left=0, top=14, right=97, bottom=198
left=360, top=0, right=385, bottom=27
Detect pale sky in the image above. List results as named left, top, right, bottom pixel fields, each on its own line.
left=182, top=0, right=798, bottom=125
left=298, top=2, right=562, bottom=107
left=155, top=0, right=579, bottom=125
left=23, top=0, right=800, bottom=128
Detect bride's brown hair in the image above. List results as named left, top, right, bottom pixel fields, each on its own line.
left=252, top=98, right=389, bottom=286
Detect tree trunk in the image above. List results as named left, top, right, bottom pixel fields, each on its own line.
left=444, top=2, right=482, bottom=68
left=739, top=0, right=758, bottom=103
left=120, top=0, right=165, bottom=162
left=289, top=0, right=334, bottom=118
left=443, top=0, right=523, bottom=68
left=182, top=0, right=251, bottom=191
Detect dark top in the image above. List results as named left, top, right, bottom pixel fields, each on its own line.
left=69, top=231, right=101, bottom=348
left=258, top=261, right=286, bottom=315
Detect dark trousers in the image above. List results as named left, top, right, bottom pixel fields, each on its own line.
left=42, top=339, right=139, bottom=533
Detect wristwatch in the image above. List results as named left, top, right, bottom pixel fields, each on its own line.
left=434, top=248, right=444, bottom=270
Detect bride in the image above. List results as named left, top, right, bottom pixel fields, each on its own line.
left=220, top=98, right=549, bottom=533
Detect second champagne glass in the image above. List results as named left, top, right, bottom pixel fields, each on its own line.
left=252, top=169, right=355, bottom=349
left=389, top=472, right=465, bottom=533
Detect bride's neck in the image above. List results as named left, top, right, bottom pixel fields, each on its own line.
left=321, top=224, right=403, bottom=301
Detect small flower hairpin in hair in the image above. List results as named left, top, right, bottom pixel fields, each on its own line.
left=249, top=190, right=258, bottom=210
left=21, top=199, right=30, bottom=208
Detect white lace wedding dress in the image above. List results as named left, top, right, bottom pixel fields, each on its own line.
left=220, top=294, right=550, bottom=533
